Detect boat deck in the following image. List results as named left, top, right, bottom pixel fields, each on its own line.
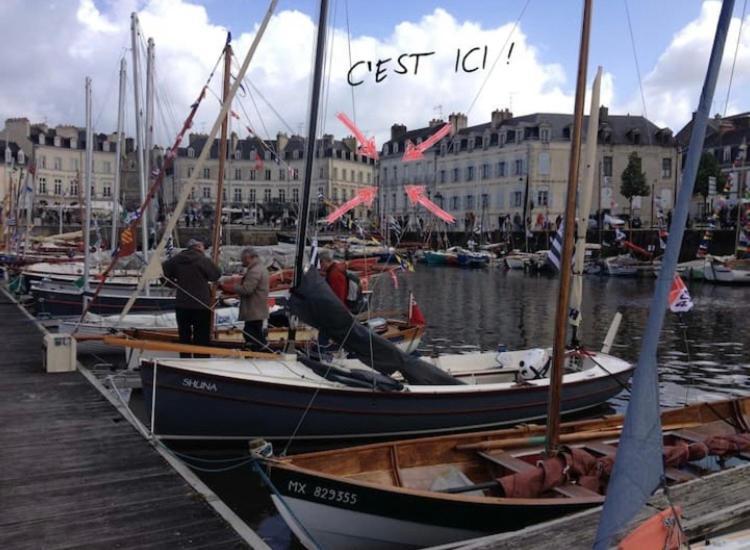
left=0, top=291, right=254, bottom=549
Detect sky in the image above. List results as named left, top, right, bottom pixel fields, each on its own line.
left=1, top=0, right=749, bottom=146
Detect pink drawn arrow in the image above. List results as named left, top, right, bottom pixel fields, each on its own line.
left=336, top=113, right=379, bottom=160
left=402, top=122, right=453, bottom=162
left=405, top=185, right=455, bottom=223
left=325, top=186, right=377, bottom=224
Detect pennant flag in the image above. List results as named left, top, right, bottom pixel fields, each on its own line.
left=118, top=227, right=136, bottom=257
left=404, top=185, right=456, bottom=223
left=615, top=227, right=627, bottom=242
left=738, top=228, right=750, bottom=253
left=659, top=228, right=668, bottom=250
left=697, top=229, right=713, bottom=257
left=74, top=276, right=85, bottom=289
left=408, top=293, right=426, bottom=326
left=669, top=274, right=694, bottom=313
left=547, top=222, right=565, bottom=271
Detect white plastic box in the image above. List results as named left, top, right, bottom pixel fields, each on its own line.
left=43, top=333, right=77, bottom=373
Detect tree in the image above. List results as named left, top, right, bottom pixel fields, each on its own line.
left=620, top=152, right=650, bottom=223
left=695, top=152, right=726, bottom=216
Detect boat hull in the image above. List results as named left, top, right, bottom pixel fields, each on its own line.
left=139, top=360, right=632, bottom=440
left=267, top=466, right=596, bottom=550
left=32, top=286, right=175, bottom=316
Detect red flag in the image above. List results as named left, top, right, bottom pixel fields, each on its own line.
left=408, top=292, right=426, bottom=326
left=118, top=227, right=136, bottom=257
left=389, top=269, right=399, bottom=289
left=668, top=274, right=694, bottom=313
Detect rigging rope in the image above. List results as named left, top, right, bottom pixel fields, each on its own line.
left=623, top=0, right=649, bottom=124
left=723, top=0, right=748, bottom=116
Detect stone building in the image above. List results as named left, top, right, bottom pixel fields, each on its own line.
left=0, top=118, right=135, bottom=219
left=379, top=108, right=680, bottom=232
left=168, top=131, right=377, bottom=224
left=677, top=112, right=750, bottom=219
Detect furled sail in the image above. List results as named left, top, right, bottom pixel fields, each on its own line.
left=289, top=269, right=463, bottom=385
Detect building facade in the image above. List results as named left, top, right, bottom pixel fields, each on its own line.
left=379, top=108, right=680, bottom=232
left=169, top=132, right=377, bottom=224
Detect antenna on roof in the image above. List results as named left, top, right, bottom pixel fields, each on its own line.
left=433, top=104, right=443, bottom=118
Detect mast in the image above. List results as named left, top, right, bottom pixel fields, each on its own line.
left=522, top=172, right=530, bottom=252
left=83, top=77, right=94, bottom=294
left=292, top=0, right=330, bottom=287
left=735, top=139, right=747, bottom=254
left=569, top=66, right=602, bottom=345
left=111, top=57, right=126, bottom=254
left=130, top=13, right=149, bottom=263
left=595, top=1, right=734, bottom=546
left=544, top=0, right=592, bottom=456
left=210, top=38, right=233, bottom=330
left=145, top=37, right=155, bottom=243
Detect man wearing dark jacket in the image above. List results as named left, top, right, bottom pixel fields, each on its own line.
left=162, top=239, right=221, bottom=355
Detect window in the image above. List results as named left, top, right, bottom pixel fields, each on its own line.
left=264, top=188, right=271, bottom=202
left=497, top=191, right=505, bottom=208
left=451, top=196, right=459, bottom=210
left=333, top=167, right=339, bottom=180
left=188, top=148, right=195, bottom=158
left=452, top=167, right=460, bottom=182
left=103, top=183, right=112, bottom=198
left=392, top=166, right=397, bottom=181
left=537, top=190, right=549, bottom=207
left=293, top=168, right=300, bottom=180
left=187, top=167, right=193, bottom=177
left=481, top=163, right=490, bottom=179
left=513, top=191, right=523, bottom=207
left=189, top=189, right=196, bottom=200
left=90, top=183, right=96, bottom=198
left=392, top=193, right=397, bottom=209
left=358, top=171, right=363, bottom=183
left=279, top=189, right=286, bottom=202
left=439, top=170, right=446, bottom=183
left=70, top=158, right=79, bottom=171
left=234, top=188, right=242, bottom=202
left=235, top=168, right=242, bottom=180
left=202, top=186, right=211, bottom=199
left=38, top=177, right=47, bottom=193
left=332, top=188, right=338, bottom=201
left=53, top=179, right=62, bottom=195
left=234, top=150, right=241, bottom=160
left=481, top=193, right=489, bottom=208
left=514, top=159, right=524, bottom=176
left=249, top=189, right=256, bottom=203
left=264, top=169, right=271, bottom=181
left=382, top=169, right=388, bottom=184
left=40, top=156, right=46, bottom=169
left=292, top=188, right=299, bottom=202
left=203, top=167, right=210, bottom=179
left=250, top=169, right=256, bottom=181
left=53, top=157, right=62, bottom=170
left=366, top=173, right=371, bottom=184
left=102, top=161, right=111, bottom=174
left=70, top=180, right=78, bottom=195
left=222, top=189, right=227, bottom=201
left=465, top=195, right=474, bottom=209
left=279, top=168, right=286, bottom=181
left=319, top=167, right=324, bottom=178
left=466, top=166, right=475, bottom=181
left=540, top=127, right=551, bottom=142
left=661, top=158, right=672, bottom=179
left=496, top=161, right=506, bottom=177
left=603, top=156, right=613, bottom=177
left=538, top=152, right=550, bottom=176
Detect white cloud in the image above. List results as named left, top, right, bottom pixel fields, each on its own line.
left=623, top=0, right=750, bottom=129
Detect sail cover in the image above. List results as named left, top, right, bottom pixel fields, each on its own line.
left=289, top=269, right=463, bottom=385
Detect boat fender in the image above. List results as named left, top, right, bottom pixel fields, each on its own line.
left=249, top=438, right=273, bottom=459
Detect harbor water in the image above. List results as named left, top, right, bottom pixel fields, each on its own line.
left=125, top=266, right=750, bottom=549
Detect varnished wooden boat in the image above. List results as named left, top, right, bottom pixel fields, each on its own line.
left=262, top=397, right=750, bottom=549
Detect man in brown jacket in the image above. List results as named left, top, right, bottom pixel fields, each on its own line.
left=234, top=247, right=269, bottom=351
left=162, top=239, right=222, bottom=356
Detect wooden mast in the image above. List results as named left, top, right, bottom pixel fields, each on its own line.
left=210, top=38, right=232, bottom=332
left=545, top=0, right=593, bottom=456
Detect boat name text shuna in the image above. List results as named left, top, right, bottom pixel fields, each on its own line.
left=182, top=378, right=218, bottom=392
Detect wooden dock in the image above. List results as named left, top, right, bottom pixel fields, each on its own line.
left=0, top=292, right=263, bottom=549
left=433, top=461, right=750, bottom=549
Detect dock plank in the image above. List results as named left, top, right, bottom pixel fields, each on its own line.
left=0, top=296, right=252, bottom=549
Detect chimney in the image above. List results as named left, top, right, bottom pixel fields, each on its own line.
left=448, top=112, right=468, bottom=133
left=342, top=135, right=357, bottom=152
left=599, top=105, right=609, bottom=123
left=391, top=123, right=407, bottom=141
left=490, top=108, right=513, bottom=128
left=428, top=118, right=444, bottom=128
left=276, top=131, right=288, bottom=153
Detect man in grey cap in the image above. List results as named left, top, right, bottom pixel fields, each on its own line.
left=234, top=247, right=269, bottom=351
left=162, top=239, right=222, bottom=356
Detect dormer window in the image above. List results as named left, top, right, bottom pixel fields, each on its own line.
left=18, top=150, right=25, bottom=165
left=54, top=136, right=61, bottom=147
left=70, top=138, right=77, bottom=149
left=440, top=142, right=447, bottom=156
left=500, top=132, right=507, bottom=146
left=540, top=127, right=551, bottom=143
left=393, top=142, right=399, bottom=154
left=187, top=147, right=195, bottom=158
left=38, top=134, right=45, bottom=145
left=102, top=142, right=110, bottom=153
left=234, top=150, right=241, bottom=160
left=4, top=147, right=11, bottom=164
left=516, top=129, right=523, bottom=142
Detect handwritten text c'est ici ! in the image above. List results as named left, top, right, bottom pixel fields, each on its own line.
left=347, top=46, right=490, bottom=86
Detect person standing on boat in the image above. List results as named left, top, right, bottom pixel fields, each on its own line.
left=318, top=248, right=347, bottom=304
left=234, top=247, right=269, bottom=352
left=162, top=239, right=221, bottom=356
